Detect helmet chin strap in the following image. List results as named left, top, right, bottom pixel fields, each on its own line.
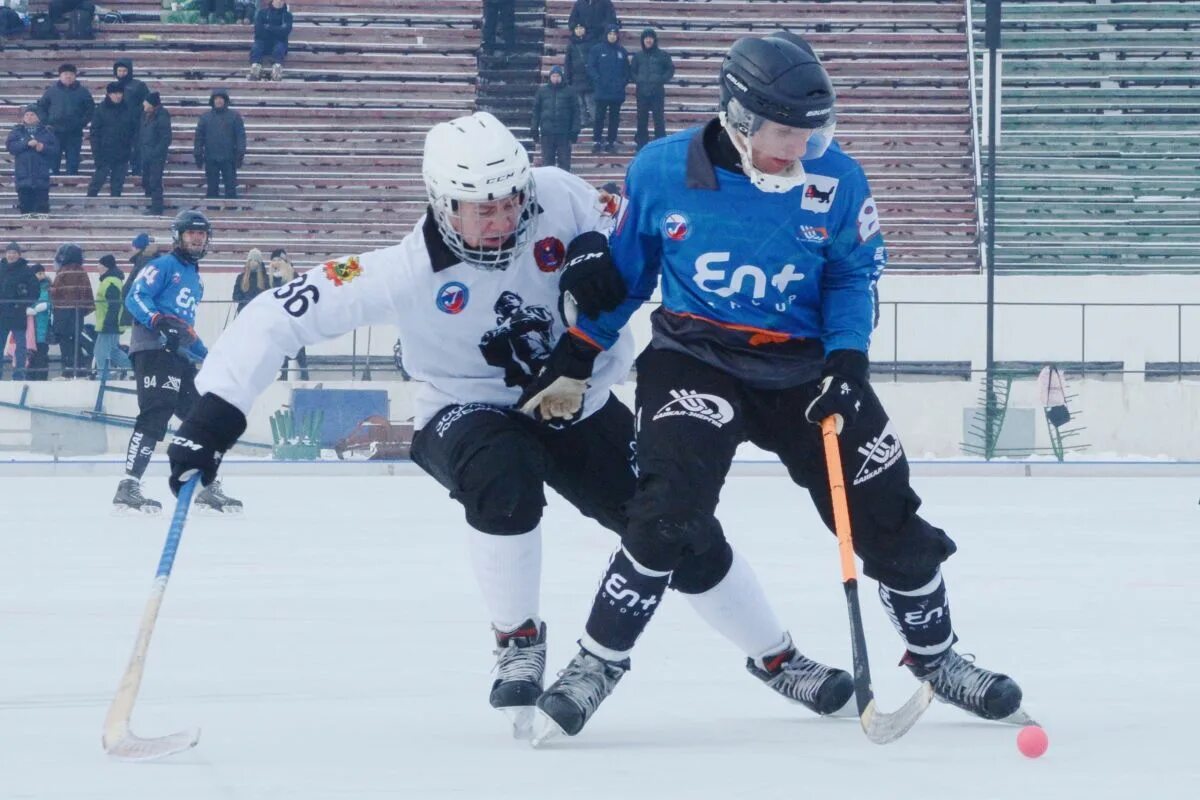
left=719, top=113, right=808, bottom=194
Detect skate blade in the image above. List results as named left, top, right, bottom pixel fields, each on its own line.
left=111, top=504, right=162, bottom=517
left=860, top=681, right=933, bottom=744
left=193, top=504, right=244, bottom=516
left=827, top=696, right=859, bottom=718
left=996, top=707, right=1039, bottom=727
left=529, top=710, right=567, bottom=748
left=500, top=706, right=535, bottom=740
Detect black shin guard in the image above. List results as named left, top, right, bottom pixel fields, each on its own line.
left=124, top=428, right=158, bottom=480
left=582, top=547, right=671, bottom=659
left=879, top=570, right=954, bottom=657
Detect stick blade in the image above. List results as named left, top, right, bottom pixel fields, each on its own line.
left=860, top=681, right=933, bottom=744
left=103, top=727, right=200, bottom=762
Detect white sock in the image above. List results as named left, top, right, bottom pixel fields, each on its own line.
left=684, top=551, right=788, bottom=658
left=466, top=526, right=542, bottom=632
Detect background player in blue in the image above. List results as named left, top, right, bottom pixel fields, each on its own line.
left=521, top=31, right=1027, bottom=741
left=114, top=209, right=242, bottom=514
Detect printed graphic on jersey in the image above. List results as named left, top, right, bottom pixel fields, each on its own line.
left=433, top=403, right=508, bottom=438
left=436, top=281, right=469, bottom=314
left=857, top=197, right=881, bottom=242
left=163, top=375, right=182, bottom=393
left=853, top=421, right=904, bottom=485
left=533, top=237, right=566, bottom=273
left=801, top=174, right=839, bottom=213
left=651, top=389, right=735, bottom=428
left=323, top=255, right=363, bottom=286
left=662, top=211, right=691, bottom=241
left=477, top=291, right=555, bottom=387
left=799, top=226, right=828, bottom=243
left=141, top=266, right=159, bottom=285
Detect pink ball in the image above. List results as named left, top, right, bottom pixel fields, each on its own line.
left=1017, top=725, right=1049, bottom=758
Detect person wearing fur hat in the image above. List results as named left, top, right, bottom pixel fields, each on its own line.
left=49, top=243, right=95, bottom=379
left=133, top=92, right=172, bottom=215
left=7, top=106, right=59, bottom=217
left=532, top=65, right=580, bottom=172
left=87, top=81, right=137, bottom=197
left=194, top=88, right=246, bottom=198
left=586, top=24, right=630, bottom=153
left=93, top=253, right=132, bottom=378
left=36, top=63, right=93, bottom=175
left=631, top=28, right=674, bottom=151
left=232, top=247, right=270, bottom=313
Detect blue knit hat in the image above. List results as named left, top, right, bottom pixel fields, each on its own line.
left=131, top=233, right=152, bottom=250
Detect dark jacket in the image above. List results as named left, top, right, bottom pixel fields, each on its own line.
left=565, top=32, right=595, bottom=92
left=90, top=96, right=137, bottom=163
left=587, top=38, right=631, bottom=103
left=630, top=29, right=675, bottom=98
left=112, top=59, right=149, bottom=121
left=6, top=121, right=59, bottom=191
left=134, top=105, right=172, bottom=166
left=49, top=263, right=95, bottom=313
left=567, top=0, right=617, bottom=43
left=254, top=4, right=293, bottom=45
left=194, top=89, right=246, bottom=166
left=232, top=268, right=270, bottom=311
left=36, top=80, right=95, bottom=134
left=533, top=80, right=580, bottom=139
left=0, top=257, right=39, bottom=329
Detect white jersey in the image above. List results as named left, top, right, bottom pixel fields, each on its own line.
left=196, top=168, right=635, bottom=429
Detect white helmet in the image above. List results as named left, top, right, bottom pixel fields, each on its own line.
left=422, top=111, right=538, bottom=271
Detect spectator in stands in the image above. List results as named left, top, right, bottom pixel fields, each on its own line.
left=567, top=0, right=617, bottom=44
left=49, top=243, right=94, bottom=379
left=250, top=0, right=293, bottom=82
left=481, top=0, right=516, bottom=53
left=6, top=106, right=58, bottom=217
left=631, top=28, right=674, bottom=151
left=234, top=1, right=258, bottom=25
left=26, top=264, right=52, bottom=382
left=194, top=88, right=246, bottom=199
left=112, top=59, right=149, bottom=174
left=119, top=233, right=161, bottom=330
left=587, top=24, right=630, bottom=154
left=565, top=22, right=596, bottom=127
left=532, top=66, right=579, bottom=173
left=269, top=248, right=309, bottom=380
left=198, top=0, right=234, bottom=24
left=37, top=63, right=93, bottom=175
left=0, top=241, right=38, bottom=380
left=233, top=248, right=269, bottom=313
left=134, top=92, right=172, bottom=215
left=87, top=82, right=136, bottom=197
left=93, top=253, right=132, bottom=379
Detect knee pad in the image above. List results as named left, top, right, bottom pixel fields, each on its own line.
left=626, top=477, right=726, bottom=572
left=669, top=537, right=733, bottom=595
left=860, top=515, right=958, bottom=591
left=457, top=431, right=547, bottom=536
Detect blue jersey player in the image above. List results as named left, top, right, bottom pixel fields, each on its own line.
left=519, top=31, right=1027, bottom=741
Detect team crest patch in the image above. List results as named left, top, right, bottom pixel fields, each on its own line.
left=323, top=255, right=363, bottom=286
left=662, top=211, right=691, bottom=241
left=533, top=237, right=566, bottom=273
left=801, top=174, right=839, bottom=213
left=436, top=281, right=469, bottom=314
left=800, top=226, right=828, bottom=243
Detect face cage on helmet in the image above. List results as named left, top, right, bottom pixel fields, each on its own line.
left=720, top=97, right=836, bottom=194
left=429, top=180, right=539, bottom=272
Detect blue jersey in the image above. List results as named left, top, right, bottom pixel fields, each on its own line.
left=577, top=120, right=886, bottom=387
left=125, top=250, right=208, bottom=359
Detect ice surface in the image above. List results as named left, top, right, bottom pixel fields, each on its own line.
left=1, top=474, right=1197, bottom=799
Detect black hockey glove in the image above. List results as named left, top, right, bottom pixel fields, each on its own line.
left=517, top=333, right=601, bottom=428
left=804, top=349, right=870, bottom=434
left=559, top=231, right=626, bottom=322
left=152, top=313, right=195, bottom=354
left=168, top=393, right=248, bottom=496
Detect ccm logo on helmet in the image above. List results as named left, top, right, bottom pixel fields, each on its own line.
left=486, top=171, right=517, bottom=184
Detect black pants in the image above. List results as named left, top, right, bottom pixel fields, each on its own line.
left=540, top=134, right=572, bottom=172
left=624, top=347, right=957, bottom=591
left=198, top=0, right=233, bottom=16
left=52, top=128, right=83, bottom=174
left=481, top=2, right=516, bottom=49
left=52, top=309, right=87, bottom=378
left=593, top=100, right=622, bottom=144
left=635, top=92, right=666, bottom=149
left=205, top=160, right=237, bottom=198
left=141, top=158, right=165, bottom=212
left=16, top=187, right=50, bottom=214
left=87, top=158, right=128, bottom=196
left=27, top=342, right=50, bottom=381
left=132, top=349, right=199, bottom=440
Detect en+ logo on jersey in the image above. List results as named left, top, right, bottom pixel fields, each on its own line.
left=436, top=282, right=469, bottom=314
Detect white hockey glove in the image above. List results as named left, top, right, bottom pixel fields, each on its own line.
left=517, top=332, right=601, bottom=427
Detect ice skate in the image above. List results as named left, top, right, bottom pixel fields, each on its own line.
left=112, top=478, right=162, bottom=515
left=489, top=618, right=546, bottom=739
left=194, top=480, right=243, bottom=514
left=902, top=648, right=1023, bottom=721
left=531, top=649, right=629, bottom=745
left=746, top=634, right=854, bottom=716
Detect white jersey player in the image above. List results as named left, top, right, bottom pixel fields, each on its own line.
left=166, top=112, right=853, bottom=739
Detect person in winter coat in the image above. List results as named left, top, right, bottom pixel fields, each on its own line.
left=120, top=233, right=161, bottom=329
left=194, top=88, right=246, bottom=199
left=268, top=248, right=309, bottom=380
left=36, top=64, right=94, bottom=175
left=565, top=23, right=596, bottom=128
left=49, top=243, right=95, bottom=379
left=567, top=0, right=617, bottom=43
left=6, top=106, right=59, bottom=216
left=133, top=92, right=172, bottom=215
left=233, top=247, right=270, bottom=313
left=87, top=82, right=137, bottom=197
left=586, top=24, right=630, bottom=153
left=250, top=0, right=293, bottom=81
left=112, top=58, right=149, bottom=174
left=0, top=241, right=38, bottom=380
left=532, top=66, right=580, bottom=172
left=93, top=254, right=132, bottom=378
left=631, top=28, right=674, bottom=150
left=481, top=0, right=516, bottom=52
left=25, top=264, right=52, bottom=382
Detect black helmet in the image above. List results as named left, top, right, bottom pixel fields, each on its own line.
left=719, top=32, right=835, bottom=131
left=171, top=209, right=212, bottom=261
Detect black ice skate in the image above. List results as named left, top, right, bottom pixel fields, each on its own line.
left=902, top=648, right=1024, bottom=721
left=489, top=618, right=547, bottom=739
left=531, top=649, right=629, bottom=745
left=747, top=634, right=854, bottom=716
left=194, top=480, right=243, bottom=514
left=113, top=478, right=163, bottom=515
